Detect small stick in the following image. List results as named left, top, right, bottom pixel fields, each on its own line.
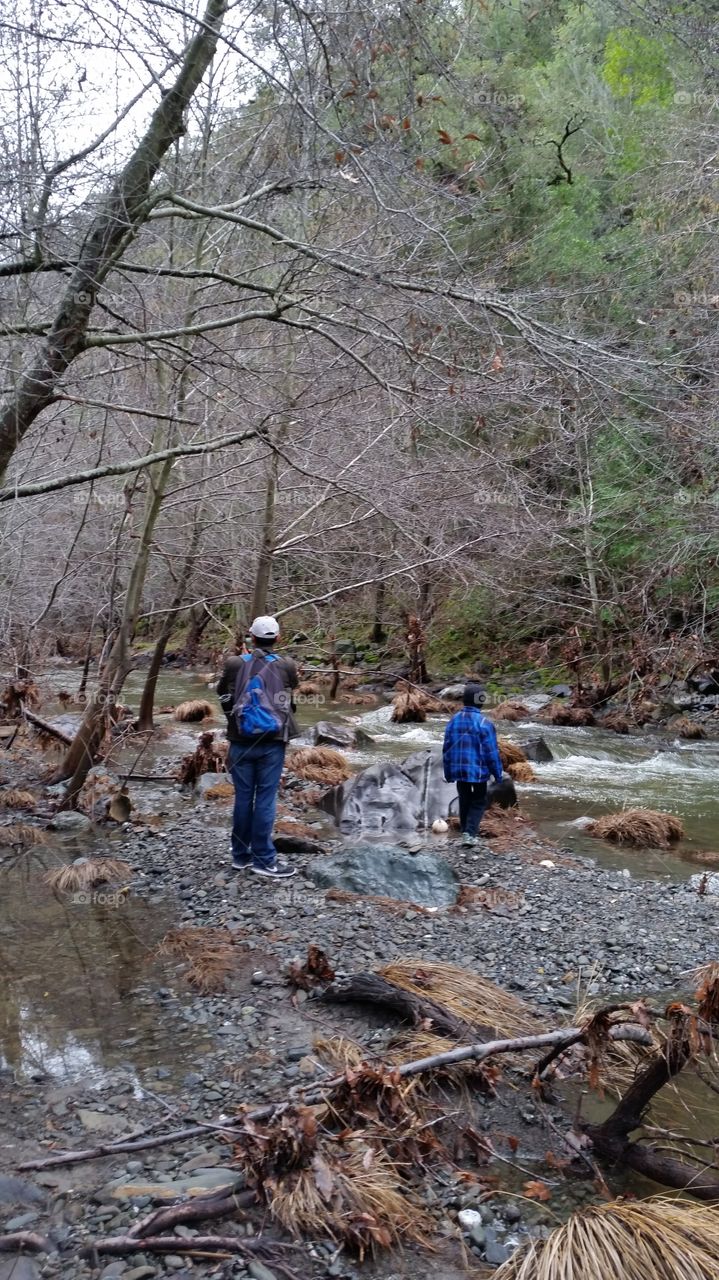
left=0, top=1231, right=49, bottom=1253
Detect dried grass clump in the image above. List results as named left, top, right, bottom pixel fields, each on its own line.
left=600, top=711, right=633, bottom=734
left=286, top=746, right=351, bottom=786
left=543, top=702, right=596, bottom=726
left=157, top=925, right=237, bottom=993
left=498, top=737, right=528, bottom=767
left=339, top=692, right=376, bottom=706
left=0, top=788, right=37, bottom=809
left=45, top=857, right=131, bottom=892
left=490, top=701, right=530, bottom=722
left=173, top=698, right=214, bottom=722
left=268, top=1140, right=428, bottom=1256
left=177, top=731, right=227, bottom=785
left=204, top=780, right=234, bottom=800
left=493, top=1196, right=719, bottom=1280
left=673, top=716, right=707, bottom=740
left=378, top=960, right=537, bottom=1039
left=390, top=681, right=428, bottom=723
left=507, top=760, right=536, bottom=782
left=235, top=1106, right=428, bottom=1257
left=297, top=680, right=322, bottom=696
left=0, top=823, right=50, bottom=847
left=588, top=808, right=684, bottom=849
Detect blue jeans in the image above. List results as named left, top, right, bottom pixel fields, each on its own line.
left=228, top=739, right=285, bottom=868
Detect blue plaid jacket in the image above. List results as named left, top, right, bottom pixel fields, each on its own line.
left=442, top=707, right=504, bottom=784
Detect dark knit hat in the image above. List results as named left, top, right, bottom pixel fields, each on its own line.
left=463, top=683, right=486, bottom=707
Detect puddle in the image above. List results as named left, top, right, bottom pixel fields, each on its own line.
left=0, top=842, right=210, bottom=1086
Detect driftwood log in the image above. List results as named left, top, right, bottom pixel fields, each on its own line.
left=319, top=971, right=481, bottom=1039
left=584, top=1027, right=719, bottom=1198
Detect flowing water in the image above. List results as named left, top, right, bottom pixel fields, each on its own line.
left=347, top=702, right=719, bottom=879
left=2, top=668, right=718, bottom=1085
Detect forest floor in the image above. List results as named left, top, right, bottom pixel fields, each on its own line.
left=1, top=766, right=718, bottom=1280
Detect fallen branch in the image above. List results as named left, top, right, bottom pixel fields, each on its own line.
left=129, top=1185, right=254, bottom=1238
left=0, top=1231, right=49, bottom=1253
left=583, top=1021, right=719, bottom=1198
left=83, top=1233, right=267, bottom=1258
left=23, top=707, right=73, bottom=744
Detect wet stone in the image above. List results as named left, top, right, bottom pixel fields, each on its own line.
left=307, top=843, right=459, bottom=908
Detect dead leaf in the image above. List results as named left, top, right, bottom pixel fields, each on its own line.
left=523, top=1179, right=552, bottom=1202
left=437, top=129, right=453, bottom=144
left=312, top=1153, right=335, bottom=1200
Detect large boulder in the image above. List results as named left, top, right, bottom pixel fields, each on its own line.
left=399, top=749, right=458, bottom=826
left=306, top=843, right=459, bottom=907
left=318, top=760, right=420, bottom=832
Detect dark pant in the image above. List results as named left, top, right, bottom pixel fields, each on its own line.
left=456, top=780, right=488, bottom=837
left=228, top=739, right=286, bottom=868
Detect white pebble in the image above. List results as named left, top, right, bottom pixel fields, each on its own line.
left=457, top=1208, right=483, bottom=1231
left=432, top=818, right=449, bottom=834
left=539, top=859, right=555, bottom=868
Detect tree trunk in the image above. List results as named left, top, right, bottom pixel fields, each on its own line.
left=250, top=447, right=281, bottom=619
left=137, top=522, right=203, bottom=731
left=370, top=578, right=386, bottom=643
left=0, top=0, right=227, bottom=482
left=183, top=606, right=211, bottom=665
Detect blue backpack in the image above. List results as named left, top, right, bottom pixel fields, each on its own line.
left=231, top=652, right=291, bottom=739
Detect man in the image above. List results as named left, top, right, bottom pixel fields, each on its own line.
left=217, top=616, right=299, bottom=878
left=442, top=683, right=503, bottom=847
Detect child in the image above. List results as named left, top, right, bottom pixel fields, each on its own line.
left=442, top=683, right=504, bottom=846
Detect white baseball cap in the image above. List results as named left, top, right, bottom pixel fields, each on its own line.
left=249, top=615, right=280, bottom=639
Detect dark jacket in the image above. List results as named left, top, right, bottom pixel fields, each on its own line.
left=216, top=647, right=300, bottom=744
left=442, top=706, right=503, bottom=784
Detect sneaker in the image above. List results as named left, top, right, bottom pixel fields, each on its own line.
left=229, top=845, right=251, bottom=870
left=252, top=861, right=296, bottom=879
left=461, top=832, right=479, bottom=847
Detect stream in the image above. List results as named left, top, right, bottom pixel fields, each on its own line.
left=1, top=668, right=717, bottom=1091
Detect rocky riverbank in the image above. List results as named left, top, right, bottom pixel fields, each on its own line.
left=2, top=783, right=718, bottom=1280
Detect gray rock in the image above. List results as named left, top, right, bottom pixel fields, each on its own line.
left=4, top=1211, right=38, bottom=1231
left=0, top=1260, right=40, bottom=1280
left=319, top=759, right=421, bottom=832
left=248, top=1263, right=280, bottom=1280
left=438, top=684, right=465, bottom=700
left=100, top=1264, right=127, bottom=1279
left=0, top=1176, right=46, bottom=1207
left=124, top=1269, right=158, bottom=1280
left=51, top=811, right=92, bottom=833
left=520, top=736, right=553, bottom=763
left=313, top=721, right=356, bottom=748
left=306, top=843, right=459, bottom=908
